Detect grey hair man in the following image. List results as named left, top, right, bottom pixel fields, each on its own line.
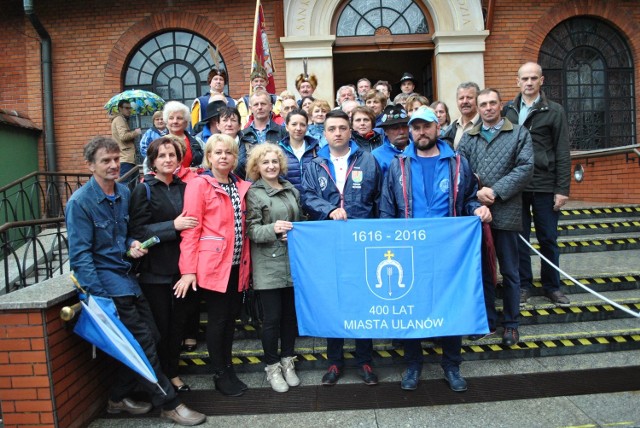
left=442, top=81, right=481, bottom=149
left=504, top=61, right=571, bottom=307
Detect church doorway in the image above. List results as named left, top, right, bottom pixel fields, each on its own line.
left=333, top=49, right=434, bottom=103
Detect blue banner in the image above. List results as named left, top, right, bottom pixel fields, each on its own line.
left=288, top=217, right=488, bottom=339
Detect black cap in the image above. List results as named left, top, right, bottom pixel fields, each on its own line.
left=200, top=100, right=227, bottom=124
left=399, top=72, right=416, bottom=85
left=379, top=104, right=409, bottom=128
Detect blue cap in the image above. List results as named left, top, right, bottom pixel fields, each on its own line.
left=408, top=107, right=438, bottom=126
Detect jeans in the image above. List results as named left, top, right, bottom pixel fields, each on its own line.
left=326, top=338, right=373, bottom=368
left=482, top=228, right=521, bottom=329
left=403, top=336, right=463, bottom=372
left=258, top=287, right=298, bottom=365
left=201, top=266, right=242, bottom=371
left=519, top=192, right=561, bottom=293
left=109, top=294, right=180, bottom=411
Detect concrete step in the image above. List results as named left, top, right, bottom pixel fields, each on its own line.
left=537, top=232, right=640, bottom=254
left=177, top=316, right=640, bottom=373
left=559, top=205, right=640, bottom=221
left=90, top=350, right=640, bottom=428
left=554, top=217, right=640, bottom=237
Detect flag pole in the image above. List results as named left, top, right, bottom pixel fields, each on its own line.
left=250, top=0, right=261, bottom=95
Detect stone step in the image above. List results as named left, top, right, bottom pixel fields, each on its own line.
left=537, top=232, right=640, bottom=254
left=553, top=217, right=640, bottom=237
left=178, top=313, right=640, bottom=373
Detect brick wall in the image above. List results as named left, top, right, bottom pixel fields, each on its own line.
left=1, top=0, right=285, bottom=176
left=0, top=298, right=115, bottom=428
left=485, top=0, right=640, bottom=104
left=570, top=156, right=640, bottom=203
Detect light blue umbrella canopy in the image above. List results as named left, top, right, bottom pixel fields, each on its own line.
left=104, top=89, right=165, bottom=115
left=73, top=293, right=165, bottom=395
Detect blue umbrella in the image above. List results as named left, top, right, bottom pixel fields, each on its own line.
left=104, top=89, right=165, bottom=116
left=71, top=275, right=166, bottom=395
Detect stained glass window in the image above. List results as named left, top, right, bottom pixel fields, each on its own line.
left=336, top=0, right=428, bottom=37
left=539, top=17, right=635, bottom=150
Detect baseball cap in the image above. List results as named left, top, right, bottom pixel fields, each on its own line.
left=408, top=107, right=438, bottom=126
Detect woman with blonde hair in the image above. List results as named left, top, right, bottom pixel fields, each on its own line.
left=246, top=143, right=303, bottom=392
left=174, top=133, right=251, bottom=397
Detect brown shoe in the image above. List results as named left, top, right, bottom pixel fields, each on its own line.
left=107, top=398, right=152, bottom=415
left=160, top=403, right=206, bottom=426
left=545, top=290, right=570, bottom=307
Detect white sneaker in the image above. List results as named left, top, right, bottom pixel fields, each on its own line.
left=280, top=356, right=300, bottom=387
left=265, top=363, right=289, bottom=392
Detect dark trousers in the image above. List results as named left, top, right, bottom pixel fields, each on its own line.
left=109, top=294, right=180, bottom=410
left=403, top=336, right=463, bottom=372
left=201, top=266, right=242, bottom=371
left=326, top=338, right=373, bottom=368
left=519, top=192, right=561, bottom=293
left=482, top=228, right=521, bottom=329
left=140, top=280, right=200, bottom=379
left=258, top=287, right=298, bottom=365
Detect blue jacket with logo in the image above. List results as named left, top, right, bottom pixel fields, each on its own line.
left=372, top=136, right=414, bottom=179
left=379, top=140, right=481, bottom=219
left=301, top=140, right=382, bottom=220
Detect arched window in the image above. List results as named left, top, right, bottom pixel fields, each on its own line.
left=336, top=0, right=428, bottom=37
left=124, top=31, right=227, bottom=127
left=539, top=17, right=635, bottom=150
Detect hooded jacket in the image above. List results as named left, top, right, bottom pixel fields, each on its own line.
left=301, top=140, right=382, bottom=220
left=179, top=173, right=251, bottom=293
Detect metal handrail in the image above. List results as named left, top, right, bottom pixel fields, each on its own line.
left=1, top=167, right=142, bottom=294
left=571, top=144, right=640, bottom=160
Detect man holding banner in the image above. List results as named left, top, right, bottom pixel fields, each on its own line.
left=379, top=107, right=492, bottom=392
left=301, top=110, right=382, bottom=386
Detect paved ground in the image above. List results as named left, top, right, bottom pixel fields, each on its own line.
left=89, top=350, right=640, bottom=428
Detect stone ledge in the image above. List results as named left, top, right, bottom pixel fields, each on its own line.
left=0, top=274, right=75, bottom=310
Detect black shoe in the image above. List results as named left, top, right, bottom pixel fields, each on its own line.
left=213, top=368, right=244, bottom=396
left=173, top=383, right=191, bottom=392
left=502, top=327, right=519, bottom=347
left=226, top=364, right=248, bottom=391
left=321, top=365, right=341, bottom=386
left=359, top=364, right=378, bottom=386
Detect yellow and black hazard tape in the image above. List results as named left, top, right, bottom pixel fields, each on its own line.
left=533, top=236, right=640, bottom=251
left=177, top=333, right=640, bottom=367
left=520, top=302, right=640, bottom=318
left=554, top=220, right=640, bottom=232
left=560, top=206, right=640, bottom=217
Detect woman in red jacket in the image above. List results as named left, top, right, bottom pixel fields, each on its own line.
left=174, top=134, right=251, bottom=397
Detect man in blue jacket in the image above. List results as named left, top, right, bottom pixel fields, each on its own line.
left=301, top=110, right=382, bottom=386
left=372, top=104, right=412, bottom=178
left=379, top=107, right=492, bottom=392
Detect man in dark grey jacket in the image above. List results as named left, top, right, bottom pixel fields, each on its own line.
left=504, top=62, right=571, bottom=307
left=458, top=88, right=534, bottom=347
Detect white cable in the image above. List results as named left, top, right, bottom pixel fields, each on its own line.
left=518, top=234, right=640, bottom=318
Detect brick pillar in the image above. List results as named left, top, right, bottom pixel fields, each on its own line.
left=0, top=290, right=116, bottom=428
